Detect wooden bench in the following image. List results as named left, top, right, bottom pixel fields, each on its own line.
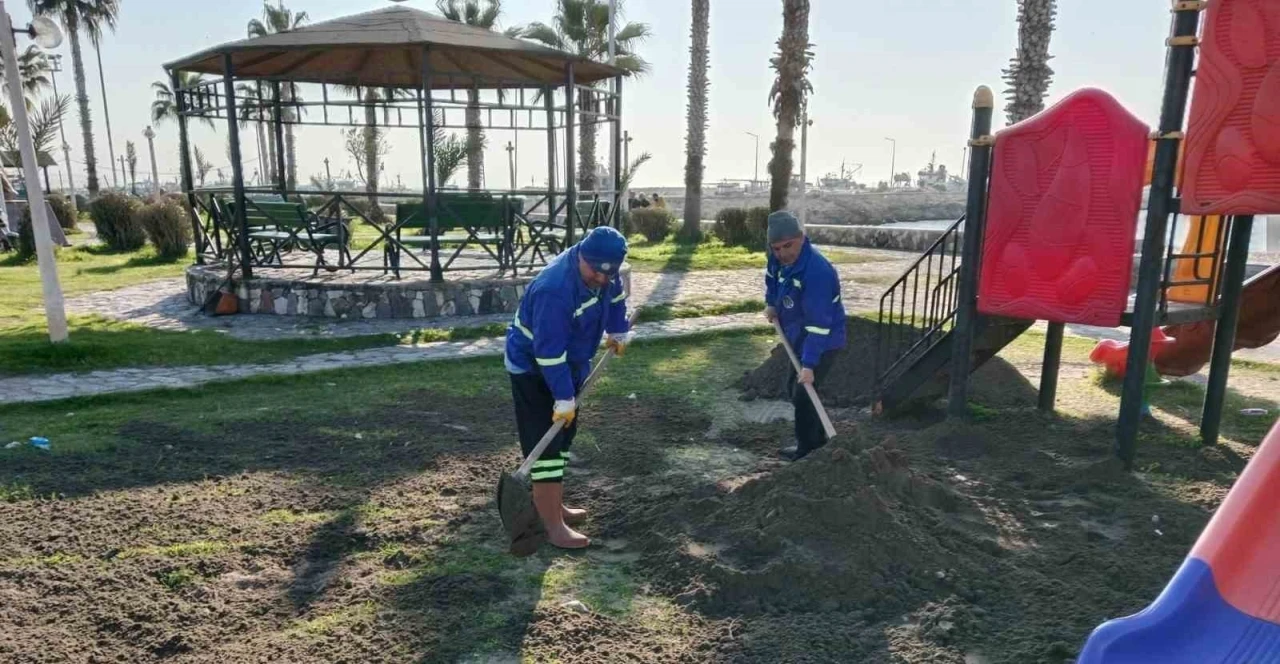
left=224, top=199, right=348, bottom=273
left=389, top=194, right=521, bottom=276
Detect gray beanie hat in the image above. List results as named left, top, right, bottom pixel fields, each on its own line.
left=766, top=210, right=803, bottom=244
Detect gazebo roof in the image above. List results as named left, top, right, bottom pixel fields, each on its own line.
left=2, top=151, right=57, bottom=168
left=164, top=6, right=624, bottom=89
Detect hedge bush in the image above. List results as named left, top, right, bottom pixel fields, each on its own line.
left=745, top=206, right=771, bottom=248
left=47, top=194, right=77, bottom=230
left=89, top=192, right=145, bottom=251
left=137, top=199, right=192, bottom=260
left=16, top=206, right=36, bottom=259
left=629, top=207, right=674, bottom=243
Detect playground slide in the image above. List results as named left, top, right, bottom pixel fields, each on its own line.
left=1078, top=416, right=1280, bottom=662
left=1156, top=263, right=1280, bottom=376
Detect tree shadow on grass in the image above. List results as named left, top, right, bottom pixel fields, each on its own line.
left=81, top=253, right=187, bottom=274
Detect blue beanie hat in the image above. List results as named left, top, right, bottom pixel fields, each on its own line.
left=767, top=210, right=803, bottom=244
left=579, top=226, right=628, bottom=275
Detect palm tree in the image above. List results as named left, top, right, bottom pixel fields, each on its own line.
left=680, top=0, right=710, bottom=240
left=151, top=72, right=213, bottom=127
left=766, top=0, right=812, bottom=212
left=125, top=140, right=137, bottom=194
left=152, top=72, right=220, bottom=188
left=0, top=45, right=52, bottom=109
left=522, top=0, right=651, bottom=192
left=30, top=0, right=122, bottom=195
left=1003, top=0, right=1057, bottom=125
left=436, top=0, right=506, bottom=191
left=247, top=1, right=307, bottom=191
left=235, top=83, right=274, bottom=185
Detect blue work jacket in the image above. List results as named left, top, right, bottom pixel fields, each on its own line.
left=766, top=238, right=847, bottom=368
left=505, top=245, right=630, bottom=400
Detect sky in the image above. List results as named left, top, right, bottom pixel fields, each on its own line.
left=5, top=0, right=1175, bottom=193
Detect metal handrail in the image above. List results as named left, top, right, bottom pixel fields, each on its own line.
left=875, top=215, right=966, bottom=389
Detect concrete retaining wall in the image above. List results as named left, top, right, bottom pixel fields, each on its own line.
left=186, top=265, right=533, bottom=319
left=697, top=220, right=957, bottom=253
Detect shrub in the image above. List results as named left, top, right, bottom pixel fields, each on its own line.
left=46, top=195, right=77, bottom=230
left=745, top=206, right=771, bottom=248
left=74, top=193, right=89, bottom=211
left=628, top=207, right=674, bottom=243
left=713, top=206, right=771, bottom=249
left=16, top=206, right=36, bottom=259
left=89, top=192, right=145, bottom=251
left=137, top=199, right=192, bottom=260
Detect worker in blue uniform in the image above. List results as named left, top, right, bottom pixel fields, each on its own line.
left=504, top=226, right=633, bottom=549
left=763, top=211, right=846, bottom=461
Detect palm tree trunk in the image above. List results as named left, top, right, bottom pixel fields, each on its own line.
left=364, top=89, right=381, bottom=220
left=681, top=0, right=711, bottom=239
left=66, top=22, right=99, bottom=195
left=578, top=89, right=598, bottom=193
left=465, top=90, right=484, bottom=191
left=768, top=0, right=811, bottom=212
left=284, top=84, right=298, bottom=191
left=256, top=120, right=268, bottom=186
left=94, top=41, right=118, bottom=189
left=1003, top=0, right=1057, bottom=125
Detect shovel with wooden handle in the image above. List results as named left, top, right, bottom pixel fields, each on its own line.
left=497, top=310, right=640, bottom=557
left=773, top=320, right=838, bottom=440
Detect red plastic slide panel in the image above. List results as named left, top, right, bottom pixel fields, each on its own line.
left=1188, top=416, right=1280, bottom=623
left=1182, top=0, right=1280, bottom=215
left=978, top=88, right=1149, bottom=326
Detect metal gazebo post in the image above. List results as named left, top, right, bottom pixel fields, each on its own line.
left=1116, top=4, right=1202, bottom=467
left=171, top=69, right=204, bottom=261
left=564, top=62, right=577, bottom=246
left=421, top=45, right=443, bottom=282
left=222, top=53, right=253, bottom=279
left=271, top=81, right=288, bottom=195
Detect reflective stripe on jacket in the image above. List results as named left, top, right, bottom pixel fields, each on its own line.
left=765, top=238, right=846, bottom=368
left=505, top=245, right=630, bottom=400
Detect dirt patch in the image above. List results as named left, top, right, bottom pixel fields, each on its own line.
left=639, top=432, right=994, bottom=619
left=737, top=317, right=884, bottom=407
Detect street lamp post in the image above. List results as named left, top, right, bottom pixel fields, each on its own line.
left=884, top=137, right=896, bottom=188
left=47, top=53, right=77, bottom=214
left=505, top=141, right=516, bottom=190
left=143, top=126, right=159, bottom=195
left=745, top=131, right=760, bottom=192
left=2, top=4, right=67, bottom=341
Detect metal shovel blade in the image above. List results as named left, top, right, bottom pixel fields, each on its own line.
left=497, top=471, right=545, bottom=557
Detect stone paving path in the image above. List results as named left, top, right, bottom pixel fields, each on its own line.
left=0, top=313, right=772, bottom=405
left=63, top=248, right=917, bottom=341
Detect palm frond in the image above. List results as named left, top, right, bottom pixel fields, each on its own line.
left=521, top=23, right=565, bottom=50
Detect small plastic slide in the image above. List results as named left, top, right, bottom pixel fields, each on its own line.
left=1078, top=416, right=1280, bottom=662
left=1088, top=264, right=1280, bottom=378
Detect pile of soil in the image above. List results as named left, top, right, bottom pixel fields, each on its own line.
left=645, top=433, right=998, bottom=618
left=737, top=317, right=883, bottom=407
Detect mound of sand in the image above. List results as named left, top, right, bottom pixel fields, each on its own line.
left=737, top=318, right=884, bottom=407
left=648, top=434, right=999, bottom=616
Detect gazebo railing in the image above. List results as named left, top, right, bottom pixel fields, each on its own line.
left=192, top=187, right=617, bottom=279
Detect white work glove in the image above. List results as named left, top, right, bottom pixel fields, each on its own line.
left=552, top=398, right=577, bottom=427
left=606, top=330, right=635, bottom=356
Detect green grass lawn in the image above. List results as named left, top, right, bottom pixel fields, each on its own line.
left=624, top=236, right=896, bottom=272
left=1, top=245, right=189, bottom=328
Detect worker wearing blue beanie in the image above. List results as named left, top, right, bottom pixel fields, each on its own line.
left=764, top=210, right=846, bottom=461
left=503, top=226, right=633, bottom=549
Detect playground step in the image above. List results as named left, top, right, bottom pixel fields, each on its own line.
left=878, top=315, right=1033, bottom=412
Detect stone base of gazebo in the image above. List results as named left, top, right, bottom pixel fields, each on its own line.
left=185, top=264, right=534, bottom=319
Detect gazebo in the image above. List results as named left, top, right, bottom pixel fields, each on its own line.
left=163, top=5, right=626, bottom=284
